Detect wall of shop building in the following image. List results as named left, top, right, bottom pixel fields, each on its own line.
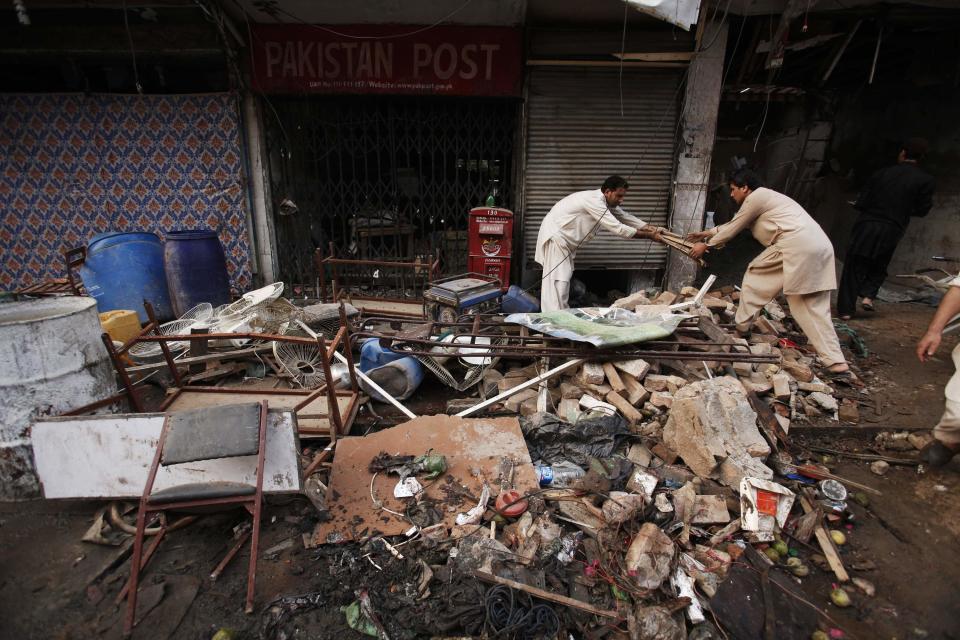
left=0, top=93, right=254, bottom=292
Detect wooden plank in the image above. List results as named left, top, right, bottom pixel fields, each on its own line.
left=32, top=411, right=302, bottom=499
left=472, top=571, right=621, bottom=620
left=799, top=494, right=849, bottom=582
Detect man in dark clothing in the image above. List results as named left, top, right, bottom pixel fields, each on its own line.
left=837, top=138, right=936, bottom=319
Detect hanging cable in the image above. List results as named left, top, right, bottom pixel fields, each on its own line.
left=264, top=0, right=475, bottom=40
left=121, top=0, right=143, bottom=94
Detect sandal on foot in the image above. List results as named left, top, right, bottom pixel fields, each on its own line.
left=861, top=301, right=875, bottom=312
left=920, top=441, right=959, bottom=468
left=821, top=368, right=864, bottom=388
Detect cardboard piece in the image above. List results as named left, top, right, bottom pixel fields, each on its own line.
left=739, top=477, right=795, bottom=542
left=310, top=415, right=538, bottom=545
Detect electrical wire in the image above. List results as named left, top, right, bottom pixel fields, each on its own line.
left=266, top=0, right=476, bottom=40
left=483, top=585, right=560, bottom=639
left=753, top=89, right=771, bottom=153
left=121, top=0, right=143, bottom=94
left=619, top=0, right=629, bottom=118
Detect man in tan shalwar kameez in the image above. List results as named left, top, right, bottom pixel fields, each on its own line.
left=688, top=169, right=851, bottom=375
left=916, top=273, right=960, bottom=467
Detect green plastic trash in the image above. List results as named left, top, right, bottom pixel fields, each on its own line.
left=340, top=600, right=379, bottom=638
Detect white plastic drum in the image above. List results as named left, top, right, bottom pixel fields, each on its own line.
left=0, top=296, right=114, bottom=499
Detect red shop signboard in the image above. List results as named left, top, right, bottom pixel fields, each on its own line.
left=250, top=24, right=523, bottom=96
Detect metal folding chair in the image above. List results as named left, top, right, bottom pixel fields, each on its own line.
left=123, top=400, right=268, bottom=637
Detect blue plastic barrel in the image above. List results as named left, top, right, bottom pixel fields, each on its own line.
left=78, top=232, right=174, bottom=323
left=359, top=338, right=408, bottom=372
left=364, top=358, right=425, bottom=402
left=501, top=285, right=540, bottom=314
left=163, top=230, right=231, bottom=317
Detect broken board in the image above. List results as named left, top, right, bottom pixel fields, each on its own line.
left=163, top=387, right=358, bottom=437
left=32, top=410, right=301, bottom=499
left=309, top=415, right=539, bottom=546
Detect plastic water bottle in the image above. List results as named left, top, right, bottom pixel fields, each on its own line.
left=535, top=463, right=585, bottom=487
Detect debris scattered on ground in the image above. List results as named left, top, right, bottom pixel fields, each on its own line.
left=22, top=279, right=913, bottom=639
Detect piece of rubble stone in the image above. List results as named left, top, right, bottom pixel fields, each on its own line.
left=644, top=374, right=687, bottom=393
left=653, top=291, right=678, bottom=306
left=578, top=362, right=605, bottom=386
left=797, top=381, right=833, bottom=393
left=650, top=391, right=674, bottom=409
left=662, top=376, right=773, bottom=488
left=613, top=290, right=652, bottom=310
left=560, top=381, right=582, bottom=399
left=613, top=358, right=651, bottom=380
left=781, top=360, right=814, bottom=382
left=772, top=373, right=792, bottom=400
left=908, top=432, right=934, bottom=450
left=838, top=401, right=859, bottom=424
left=808, top=391, right=838, bottom=412
left=602, top=491, right=647, bottom=523
left=625, top=523, right=676, bottom=590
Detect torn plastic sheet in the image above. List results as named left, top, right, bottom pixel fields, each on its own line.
left=504, top=306, right=690, bottom=347
left=627, top=0, right=701, bottom=31
left=520, top=412, right=631, bottom=468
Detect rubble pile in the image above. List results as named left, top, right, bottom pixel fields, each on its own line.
left=33, top=279, right=909, bottom=640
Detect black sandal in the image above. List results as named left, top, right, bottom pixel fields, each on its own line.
left=920, top=441, right=959, bottom=468
left=821, top=368, right=864, bottom=388
left=861, top=300, right=875, bottom=312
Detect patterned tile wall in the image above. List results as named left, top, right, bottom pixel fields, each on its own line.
left=0, top=93, right=252, bottom=292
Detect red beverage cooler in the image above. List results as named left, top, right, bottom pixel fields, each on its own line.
left=467, top=207, right=513, bottom=291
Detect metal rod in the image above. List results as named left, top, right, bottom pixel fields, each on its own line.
left=868, top=22, right=882, bottom=84
left=296, top=320, right=418, bottom=420
left=456, top=358, right=583, bottom=418
left=210, top=530, right=250, bottom=581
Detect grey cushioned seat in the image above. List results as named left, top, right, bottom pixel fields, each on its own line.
left=161, top=402, right=262, bottom=465
left=148, top=481, right=255, bottom=504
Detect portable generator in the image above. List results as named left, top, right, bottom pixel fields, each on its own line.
left=423, top=273, right=503, bottom=323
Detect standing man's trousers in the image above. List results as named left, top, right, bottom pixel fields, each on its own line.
left=539, top=239, right=573, bottom=312
left=934, top=342, right=960, bottom=446
left=734, top=248, right=848, bottom=367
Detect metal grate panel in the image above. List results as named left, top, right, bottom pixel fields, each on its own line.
left=263, top=97, right=518, bottom=283
left=522, top=67, right=682, bottom=269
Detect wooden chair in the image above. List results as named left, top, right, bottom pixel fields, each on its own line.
left=123, top=400, right=268, bottom=637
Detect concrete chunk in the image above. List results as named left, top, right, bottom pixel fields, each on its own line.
left=578, top=362, right=606, bottom=386
left=771, top=373, right=792, bottom=401
left=650, top=391, right=674, bottom=409
left=560, top=381, right=583, bottom=399
left=781, top=360, right=814, bottom=382
left=691, top=495, right=731, bottom=524
left=662, top=376, right=773, bottom=489
left=613, top=358, right=651, bottom=380
left=612, top=290, right=651, bottom=310
left=644, top=374, right=687, bottom=393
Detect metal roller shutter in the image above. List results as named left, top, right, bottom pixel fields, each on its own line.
left=522, top=67, right=682, bottom=270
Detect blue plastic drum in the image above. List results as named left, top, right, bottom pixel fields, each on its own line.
left=78, top=231, right=174, bottom=322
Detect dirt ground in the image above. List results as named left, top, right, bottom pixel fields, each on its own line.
left=1, top=301, right=958, bottom=640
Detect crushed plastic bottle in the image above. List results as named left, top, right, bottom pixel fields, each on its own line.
left=535, top=461, right=585, bottom=487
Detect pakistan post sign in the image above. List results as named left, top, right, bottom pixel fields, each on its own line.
left=251, top=25, right=522, bottom=96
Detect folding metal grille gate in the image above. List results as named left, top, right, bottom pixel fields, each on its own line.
left=263, top=97, right=518, bottom=284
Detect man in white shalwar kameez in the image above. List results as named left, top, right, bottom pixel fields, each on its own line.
left=917, top=273, right=960, bottom=467
left=535, top=176, right=661, bottom=311
left=688, top=169, right=852, bottom=376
